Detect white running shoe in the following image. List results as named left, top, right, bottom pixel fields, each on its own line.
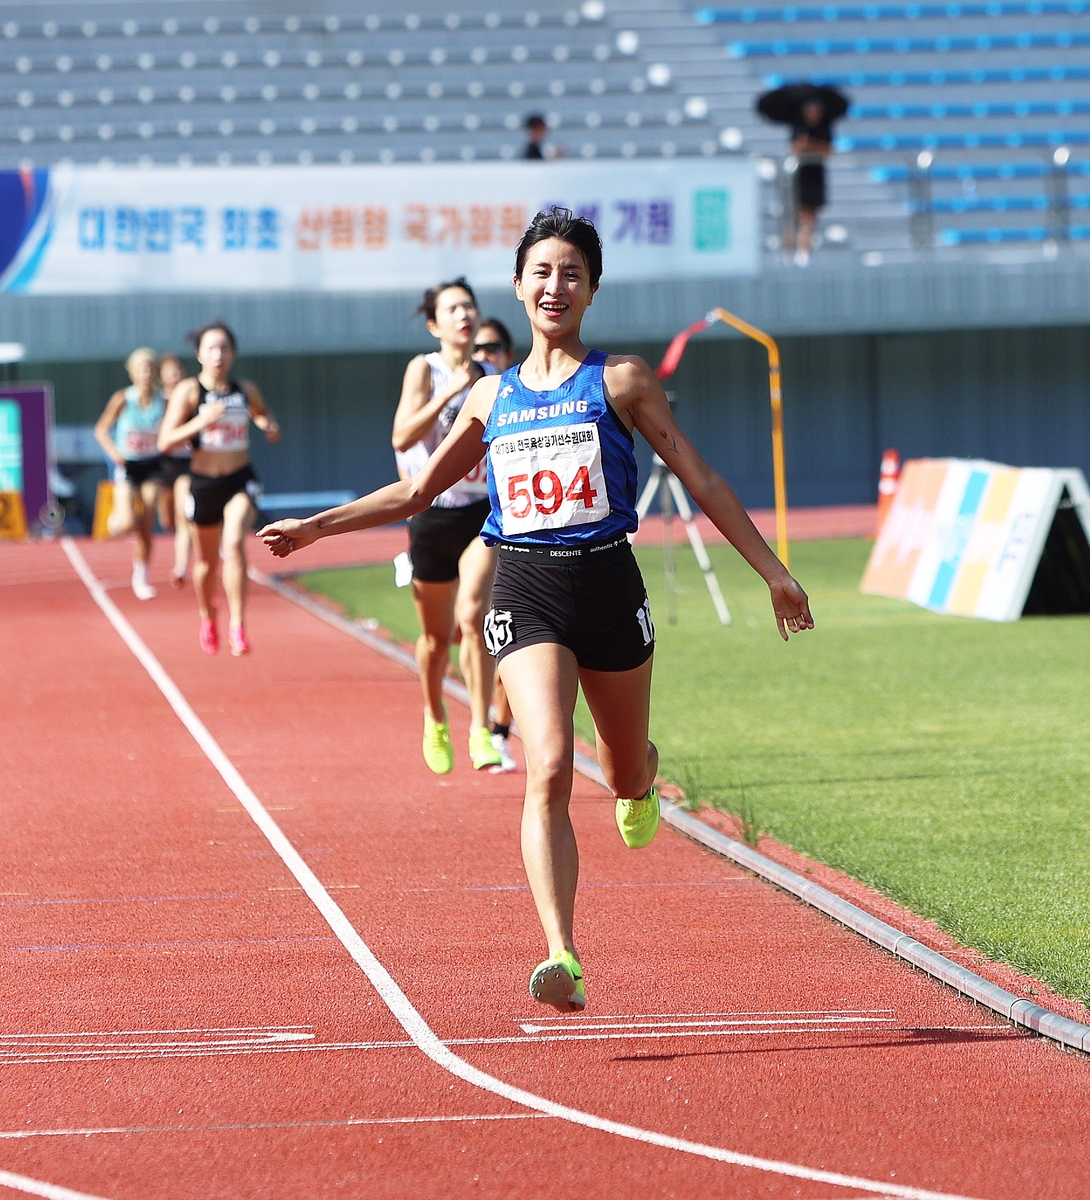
left=131, top=567, right=157, bottom=601
left=488, top=733, right=517, bottom=774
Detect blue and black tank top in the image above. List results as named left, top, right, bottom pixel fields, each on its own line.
left=479, top=350, right=639, bottom=547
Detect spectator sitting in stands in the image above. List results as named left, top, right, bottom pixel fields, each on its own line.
left=523, top=114, right=559, bottom=160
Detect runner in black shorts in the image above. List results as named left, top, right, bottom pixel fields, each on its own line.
left=154, top=352, right=193, bottom=589
left=392, top=278, right=502, bottom=775
left=93, top=347, right=165, bottom=601
left=158, top=321, right=280, bottom=657
left=259, top=209, right=814, bottom=1014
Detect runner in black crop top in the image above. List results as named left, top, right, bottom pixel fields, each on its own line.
left=159, top=322, right=280, bottom=658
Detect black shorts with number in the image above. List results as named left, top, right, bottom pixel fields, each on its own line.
left=484, top=537, right=655, bottom=672
left=157, top=455, right=191, bottom=488
left=186, top=464, right=262, bottom=528
left=408, top=498, right=491, bottom=584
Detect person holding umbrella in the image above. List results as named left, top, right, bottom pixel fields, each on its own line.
left=756, top=83, right=849, bottom=265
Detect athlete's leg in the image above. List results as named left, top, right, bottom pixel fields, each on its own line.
left=107, top=479, right=136, bottom=537
left=499, top=643, right=581, bottom=957
left=453, top=537, right=498, bottom=730
left=220, top=490, right=255, bottom=631
left=191, top=524, right=222, bottom=621
left=172, top=474, right=192, bottom=582
left=493, top=678, right=513, bottom=728
left=157, top=478, right=176, bottom=533
left=578, top=656, right=658, bottom=800
left=134, top=479, right=158, bottom=568
left=412, top=578, right=457, bottom=723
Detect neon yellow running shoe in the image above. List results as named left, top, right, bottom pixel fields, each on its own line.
left=422, top=709, right=454, bottom=775
left=529, top=950, right=586, bottom=1013
left=615, top=784, right=660, bottom=848
left=468, top=725, right=503, bottom=770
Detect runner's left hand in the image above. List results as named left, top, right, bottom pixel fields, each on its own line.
left=769, top=575, right=814, bottom=641
left=258, top=519, right=316, bottom=557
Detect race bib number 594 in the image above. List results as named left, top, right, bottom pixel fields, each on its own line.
left=490, top=423, right=609, bottom=536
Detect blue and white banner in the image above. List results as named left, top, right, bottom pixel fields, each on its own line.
left=0, top=159, right=758, bottom=294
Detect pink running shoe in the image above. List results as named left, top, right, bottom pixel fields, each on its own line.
left=199, top=616, right=219, bottom=655
left=229, top=626, right=251, bottom=657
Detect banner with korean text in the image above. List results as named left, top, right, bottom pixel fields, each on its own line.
left=0, top=159, right=758, bottom=295
left=861, top=458, right=1090, bottom=621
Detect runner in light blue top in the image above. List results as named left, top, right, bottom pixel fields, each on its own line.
left=258, top=209, right=814, bottom=1015
left=93, top=347, right=165, bottom=600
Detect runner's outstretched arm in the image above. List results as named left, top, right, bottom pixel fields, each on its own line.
left=609, top=356, right=814, bottom=640
left=259, top=378, right=498, bottom=558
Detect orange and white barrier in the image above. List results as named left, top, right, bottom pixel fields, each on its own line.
left=861, top=458, right=1090, bottom=621
left=875, top=448, right=900, bottom=533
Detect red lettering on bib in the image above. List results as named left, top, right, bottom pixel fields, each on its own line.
left=490, top=423, right=608, bottom=536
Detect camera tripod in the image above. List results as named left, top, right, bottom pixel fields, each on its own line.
left=634, top=454, right=731, bottom=627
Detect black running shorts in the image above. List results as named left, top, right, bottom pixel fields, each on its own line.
left=408, top=498, right=491, bottom=584
left=157, top=456, right=191, bottom=488
left=795, top=160, right=826, bottom=211
left=484, top=538, right=655, bottom=672
left=115, top=458, right=162, bottom=488
left=186, top=464, right=261, bottom=528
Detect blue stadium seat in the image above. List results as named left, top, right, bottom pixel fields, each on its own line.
left=697, top=1, right=1087, bottom=23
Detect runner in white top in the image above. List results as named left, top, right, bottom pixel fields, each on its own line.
left=392, top=277, right=503, bottom=774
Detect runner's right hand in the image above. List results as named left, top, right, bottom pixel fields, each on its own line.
left=200, top=400, right=226, bottom=426
left=258, top=519, right=317, bottom=557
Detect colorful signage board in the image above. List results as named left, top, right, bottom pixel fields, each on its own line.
left=0, top=159, right=759, bottom=295
left=0, top=384, right=54, bottom=531
left=861, top=458, right=1090, bottom=621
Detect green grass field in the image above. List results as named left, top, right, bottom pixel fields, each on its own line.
left=296, top=540, right=1090, bottom=1008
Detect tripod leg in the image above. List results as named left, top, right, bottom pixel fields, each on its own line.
left=667, top=474, right=732, bottom=626
left=661, top=475, right=677, bottom=625
left=635, top=463, right=663, bottom=524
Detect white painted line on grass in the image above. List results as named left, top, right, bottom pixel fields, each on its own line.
left=63, top=539, right=984, bottom=1200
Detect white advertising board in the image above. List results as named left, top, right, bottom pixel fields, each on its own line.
left=0, top=159, right=759, bottom=295
left=861, top=458, right=1090, bottom=621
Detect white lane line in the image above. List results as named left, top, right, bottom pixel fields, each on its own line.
left=0, top=1170, right=110, bottom=1200
left=0, top=1113, right=550, bottom=1141
left=0, top=1024, right=1010, bottom=1067
left=61, top=537, right=987, bottom=1200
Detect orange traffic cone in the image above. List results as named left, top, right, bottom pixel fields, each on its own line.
left=876, top=449, right=900, bottom=533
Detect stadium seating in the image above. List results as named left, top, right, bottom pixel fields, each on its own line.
left=0, top=3, right=722, bottom=167
left=2, top=0, right=1084, bottom=255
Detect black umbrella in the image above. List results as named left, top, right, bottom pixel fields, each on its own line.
left=756, top=83, right=850, bottom=125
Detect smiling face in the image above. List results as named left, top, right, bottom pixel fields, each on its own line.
left=197, top=328, right=235, bottom=378
left=427, top=286, right=479, bottom=350
left=514, top=237, right=597, bottom=340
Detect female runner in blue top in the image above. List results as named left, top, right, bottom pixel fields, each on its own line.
left=260, top=209, right=814, bottom=1013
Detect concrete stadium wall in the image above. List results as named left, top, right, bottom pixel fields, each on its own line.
left=28, top=321, right=1090, bottom=516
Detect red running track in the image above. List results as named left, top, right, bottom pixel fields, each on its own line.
left=0, top=535, right=1087, bottom=1200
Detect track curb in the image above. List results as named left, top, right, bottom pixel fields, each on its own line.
left=258, top=567, right=1090, bottom=1057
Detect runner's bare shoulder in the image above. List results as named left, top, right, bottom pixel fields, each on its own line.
left=462, top=373, right=502, bottom=426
